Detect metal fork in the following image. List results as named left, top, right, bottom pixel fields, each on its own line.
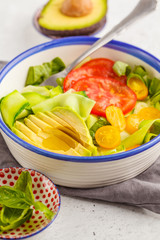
left=40, top=0, right=157, bottom=86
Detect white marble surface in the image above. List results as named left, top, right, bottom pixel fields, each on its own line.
left=0, top=0, right=160, bottom=239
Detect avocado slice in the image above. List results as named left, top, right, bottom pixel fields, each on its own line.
left=27, top=112, right=91, bottom=156
left=44, top=128, right=91, bottom=156
left=12, top=127, right=38, bottom=146
left=35, top=111, right=80, bottom=141
left=14, top=121, right=43, bottom=144
left=51, top=106, right=97, bottom=154
left=38, top=0, right=107, bottom=36
left=14, top=123, right=80, bottom=156
left=13, top=112, right=91, bottom=156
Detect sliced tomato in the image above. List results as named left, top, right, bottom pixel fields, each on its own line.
left=82, top=58, right=114, bottom=70
left=71, top=76, right=137, bottom=117
left=63, top=66, right=111, bottom=91
left=63, top=58, right=127, bottom=91
left=82, top=58, right=127, bottom=84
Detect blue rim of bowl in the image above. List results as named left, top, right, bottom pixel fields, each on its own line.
left=0, top=167, right=61, bottom=240
left=0, top=36, right=160, bottom=163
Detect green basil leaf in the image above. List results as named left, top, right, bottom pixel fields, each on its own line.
left=0, top=209, right=33, bottom=232
left=14, top=171, right=35, bottom=203
left=0, top=186, right=31, bottom=209
left=34, top=201, right=55, bottom=220
left=0, top=207, right=25, bottom=224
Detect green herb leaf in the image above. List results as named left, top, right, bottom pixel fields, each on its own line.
left=56, top=77, right=65, bottom=87
left=150, top=90, right=160, bottom=104
left=1, top=207, right=26, bottom=224
left=133, top=65, right=147, bottom=77
left=34, top=201, right=55, bottom=220
left=25, top=57, right=65, bottom=86
left=149, top=77, right=160, bottom=97
left=89, top=117, right=110, bottom=145
left=113, top=61, right=131, bottom=77
left=14, top=171, right=35, bottom=203
left=0, top=208, right=33, bottom=232
left=0, top=186, right=32, bottom=209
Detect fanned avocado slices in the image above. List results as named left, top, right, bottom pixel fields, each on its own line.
left=13, top=107, right=95, bottom=156
left=51, top=106, right=97, bottom=154
left=37, top=0, right=107, bottom=37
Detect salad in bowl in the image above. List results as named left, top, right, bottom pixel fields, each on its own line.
left=1, top=55, right=160, bottom=157
left=0, top=37, right=160, bottom=187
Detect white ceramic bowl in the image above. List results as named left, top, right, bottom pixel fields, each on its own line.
left=0, top=37, right=160, bottom=188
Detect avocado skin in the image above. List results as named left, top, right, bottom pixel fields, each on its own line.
left=38, top=16, right=106, bottom=37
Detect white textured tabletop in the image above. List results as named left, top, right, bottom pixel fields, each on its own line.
left=0, top=0, right=160, bottom=239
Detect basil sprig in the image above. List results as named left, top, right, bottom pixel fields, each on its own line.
left=0, top=171, right=55, bottom=232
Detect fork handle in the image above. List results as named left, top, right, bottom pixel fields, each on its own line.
left=66, top=0, right=156, bottom=73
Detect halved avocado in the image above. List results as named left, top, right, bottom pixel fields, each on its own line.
left=38, top=0, right=107, bottom=37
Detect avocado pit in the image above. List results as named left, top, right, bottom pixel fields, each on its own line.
left=61, top=0, right=93, bottom=17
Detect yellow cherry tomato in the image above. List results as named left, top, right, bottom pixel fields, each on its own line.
left=95, top=125, right=121, bottom=149
left=125, top=114, right=141, bottom=134
left=126, top=144, right=141, bottom=151
left=138, top=107, right=160, bottom=120
left=127, top=77, right=148, bottom=100
left=106, top=106, right=126, bottom=131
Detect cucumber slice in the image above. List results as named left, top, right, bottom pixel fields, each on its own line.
left=22, top=85, right=50, bottom=96
left=0, top=90, right=29, bottom=129
left=22, top=92, right=48, bottom=107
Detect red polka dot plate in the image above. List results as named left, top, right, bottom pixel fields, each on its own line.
left=0, top=167, right=61, bottom=239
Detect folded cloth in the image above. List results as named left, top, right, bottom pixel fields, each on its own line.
left=0, top=133, right=160, bottom=214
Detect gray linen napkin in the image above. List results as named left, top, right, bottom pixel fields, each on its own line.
left=0, top=133, right=160, bottom=214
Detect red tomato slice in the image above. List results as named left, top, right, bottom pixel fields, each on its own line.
left=63, top=58, right=127, bottom=91
left=71, top=77, right=137, bottom=116
left=82, top=58, right=127, bottom=84
left=82, top=58, right=114, bottom=70
left=63, top=66, right=115, bottom=91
